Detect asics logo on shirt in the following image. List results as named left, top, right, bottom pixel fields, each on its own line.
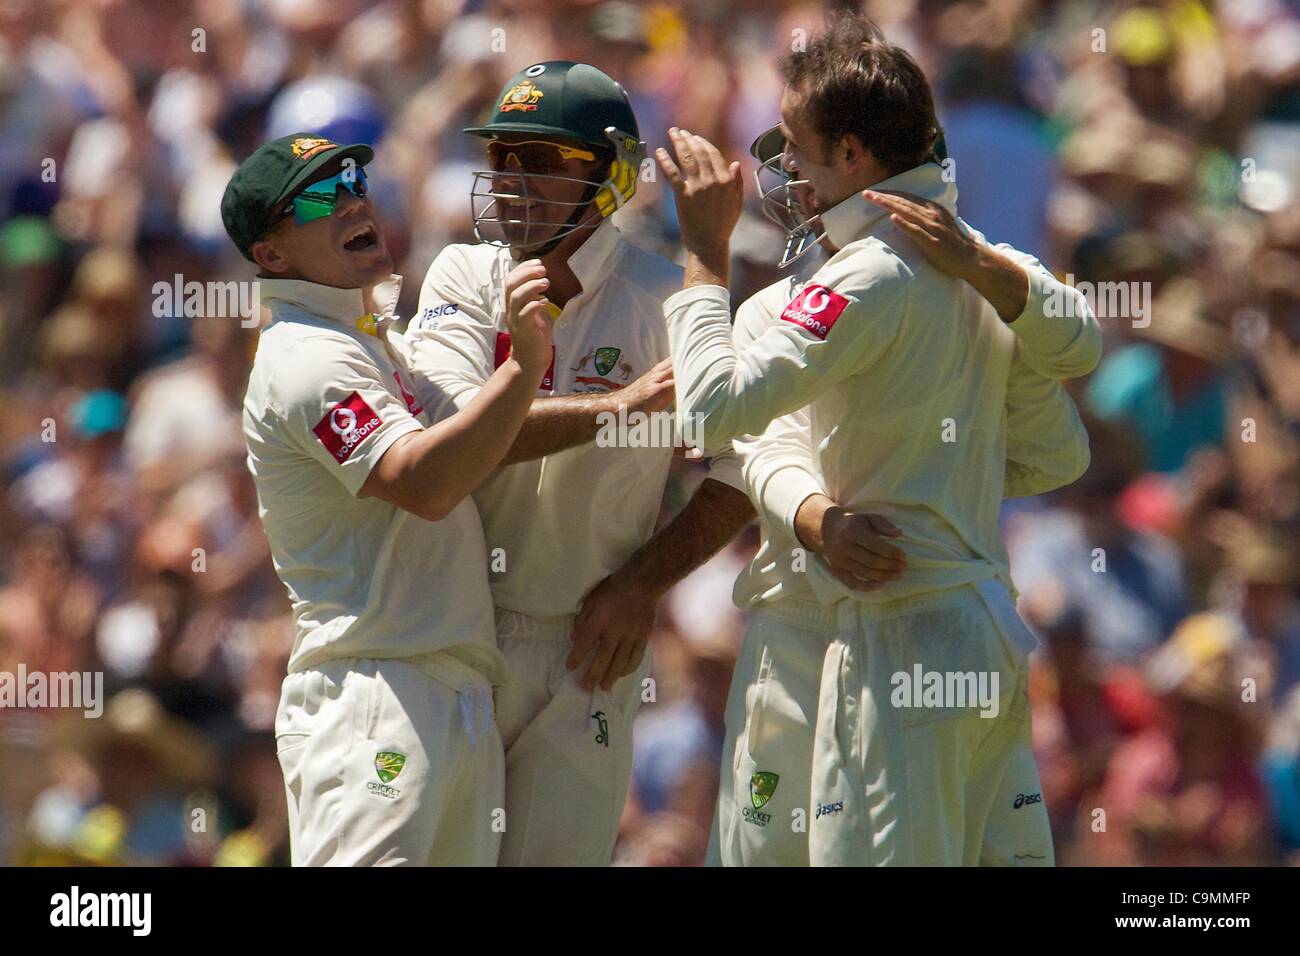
left=417, top=302, right=460, bottom=328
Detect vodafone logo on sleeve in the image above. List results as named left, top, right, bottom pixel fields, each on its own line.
left=779, top=284, right=850, bottom=340
left=313, top=392, right=382, bottom=463
left=494, top=332, right=555, bottom=391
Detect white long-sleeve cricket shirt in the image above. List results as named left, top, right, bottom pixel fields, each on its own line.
left=666, top=162, right=1100, bottom=607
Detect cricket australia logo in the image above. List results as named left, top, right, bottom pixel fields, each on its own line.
left=368, top=751, right=406, bottom=799
left=594, top=347, right=621, bottom=376
left=501, top=79, right=544, bottom=112
left=591, top=711, right=609, bottom=747
left=571, top=345, right=633, bottom=389
left=742, top=771, right=779, bottom=828
left=290, top=136, right=336, bottom=160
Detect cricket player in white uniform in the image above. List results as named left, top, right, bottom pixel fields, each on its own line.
left=655, top=15, right=1102, bottom=865
left=402, top=63, right=756, bottom=866
left=700, top=124, right=1093, bottom=867
left=225, top=133, right=555, bottom=865
left=711, top=236, right=1095, bottom=868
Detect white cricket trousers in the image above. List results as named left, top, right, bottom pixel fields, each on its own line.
left=711, top=579, right=1054, bottom=867
left=493, top=608, right=652, bottom=866
left=275, top=654, right=503, bottom=866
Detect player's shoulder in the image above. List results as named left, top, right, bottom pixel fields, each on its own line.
left=728, top=274, right=802, bottom=344
left=753, top=244, right=910, bottom=344
left=258, top=312, right=366, bottom=355
left=818, top=236, right=914, bottom=303
left=252, top=320, right=374, bottom=411
left=752, top=273, right=805, bottom=308
left=424, top=240, right=503, bottom=283
left=412, top=242, right=506, bottom=330
left=613, top=234, right=684, bottom=300
left=737, top=274, right=803, bottom=323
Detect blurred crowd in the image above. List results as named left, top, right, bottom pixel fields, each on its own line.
left=1, top=0, right=1299, bottom=866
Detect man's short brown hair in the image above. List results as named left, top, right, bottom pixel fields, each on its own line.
left=779, top=13, right=942, bottom=175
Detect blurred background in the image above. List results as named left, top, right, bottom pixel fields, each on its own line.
left=1, top=0, right=1299, bottom=867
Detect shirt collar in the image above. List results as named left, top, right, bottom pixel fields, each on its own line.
left=260, top=274, right=404, bottom=330
left=565, top=219, right=624, bottom=292
left=820, top=162, right=957, bottom=251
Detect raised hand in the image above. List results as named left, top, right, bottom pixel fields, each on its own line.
left=503, top=259, right=554, bottom=380
left=655, top=127, right=744, bottom=271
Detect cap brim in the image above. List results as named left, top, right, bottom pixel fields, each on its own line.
left=463, top=123, right=604, bottom=146
left=280, top=143, right=375, bottom=204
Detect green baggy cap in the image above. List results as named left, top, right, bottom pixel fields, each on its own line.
left=221, top=133, right=374, bottom=261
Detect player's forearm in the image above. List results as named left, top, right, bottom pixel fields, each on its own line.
left=984, top=245, right=1102, bottom=379
left=684, top=248, right=729, bottom=291
left=960, top=244, right=1030, bottom=323
left=500, top=391, right=619, bottom=465
left=1003, top=364, right=1092, bottom=498
left=665, top=287, right=785, bottom=449
left=614, top=477, right=755, bottom=597
left=368, top=359, right=540, bottom=519
left=741, top=430, right=825, bottom=542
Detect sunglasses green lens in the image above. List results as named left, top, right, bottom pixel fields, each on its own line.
left=292, top=194, right=337, bottom=225
left=291, top=168, right=369, bottom=225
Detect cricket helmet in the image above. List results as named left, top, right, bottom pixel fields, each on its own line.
left=465, top=61, right=645, bottom=253
left=750, top=124, right=822, bottom=268
left=751, top=124, right=952, bottom=268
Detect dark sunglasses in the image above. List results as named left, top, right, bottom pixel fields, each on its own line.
left=486, top=139, right=597, bottom=176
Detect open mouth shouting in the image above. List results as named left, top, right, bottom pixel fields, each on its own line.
left=341, top=222, right=382, bottom=254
